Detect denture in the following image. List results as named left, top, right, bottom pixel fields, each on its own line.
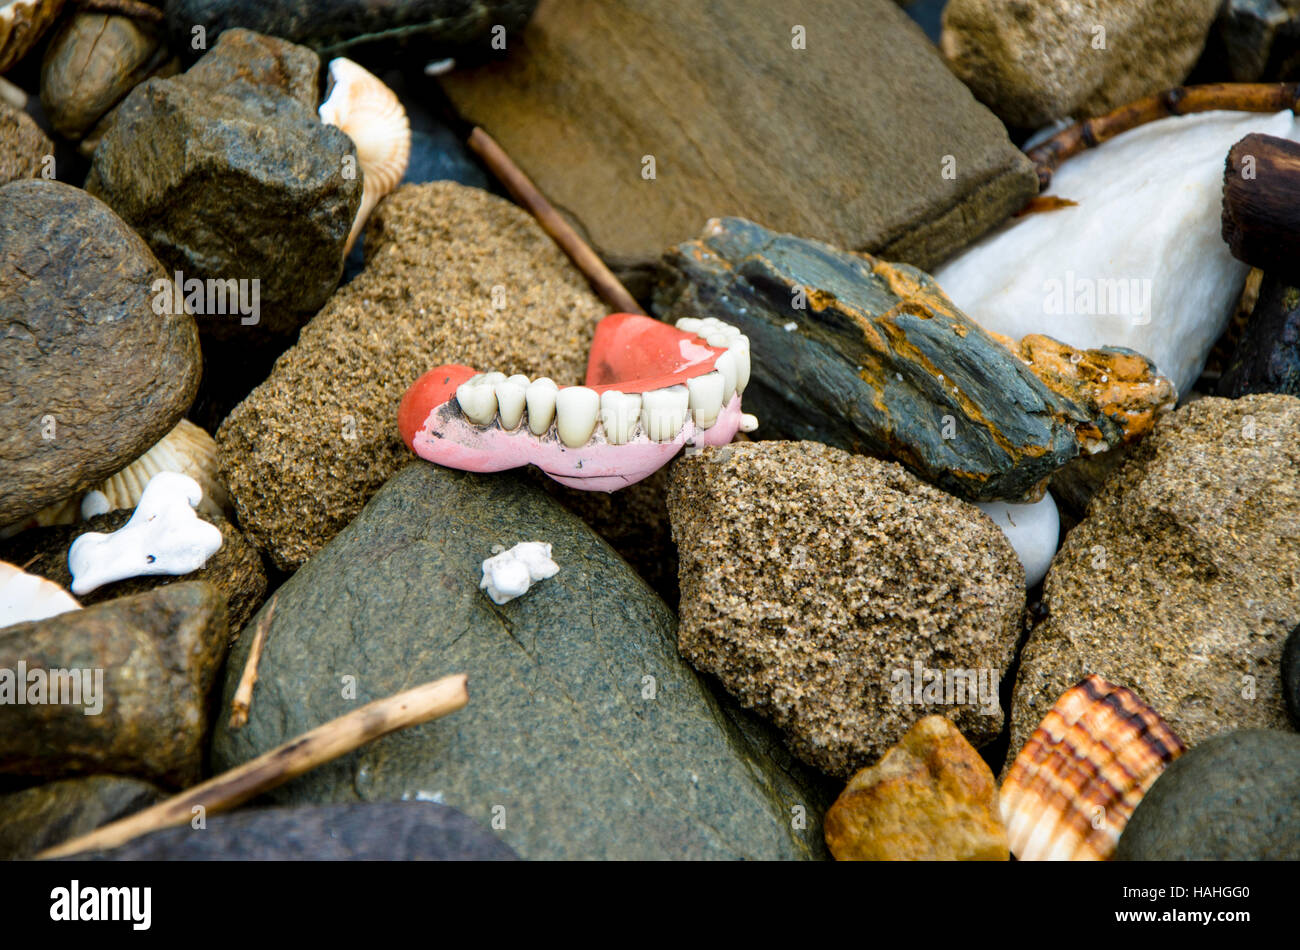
left=398, top=313, right=759, bottom=491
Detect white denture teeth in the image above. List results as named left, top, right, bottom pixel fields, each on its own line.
left=526, top=378, right=558, bottom=435
left=740, top=413, right=759, bottom=432
left=687, top=371, right=725, bottom=429
left=713, top=349, right=738, bottom=401
left=675, top=317, right=703, bottom=335
left=457, top=375, right=498, bottom=425
left=599, top=390, right=642, bottom=445
left=555, top=386, right=600, bottom=448
left=495, top=377, right=528, bottom=430
left=641, top=385, right=689, bottom=442
left=729, top=336, right=751, bottom=393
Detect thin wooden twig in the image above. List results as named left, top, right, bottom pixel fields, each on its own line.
left=37, top=673, right=470, bottom=858
left=1027, top=83, right=1300, bottom=191
left=467, top=126, right=645, bottom=316
left=73, top=0, right=165, bottom=23
left=228, top=597, right=276, bottom=729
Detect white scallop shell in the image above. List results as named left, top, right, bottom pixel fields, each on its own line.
left=319, top=57, right=411, bottom=254
left=0, top=560, right=79, bottom=629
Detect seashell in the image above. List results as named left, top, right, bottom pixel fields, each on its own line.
left=6, top=419, right=228, bottom=534
left=40, top=12, right=173, bottom=139
left=318, top=57, right=410, bottom=255
left=1000, top=675, right=1185, bottom=861
left=0, top=0, right=66, bottom=74
left=0, top=559, right=79, bottom=629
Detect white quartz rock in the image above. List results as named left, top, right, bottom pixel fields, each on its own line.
left=68, top=472, right=223, bottom=596
left=976, top=492, right=1060, bottom=589
left=934, top=110, right=1300, bottom=397
left=480, top=541, right=560, bottom=605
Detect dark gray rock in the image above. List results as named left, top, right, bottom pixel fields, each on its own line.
left=0, top=179, right=201, bottom=527
left=0, top=582, right=228, bottom=788
left=1217, top=274, right=1300, bottom=397
left=86, top=29, right=361, bottom=340
left=78, top=802, right=518, bottom=860
left=0, top=775, right=165, bottom=860
left=212, top=462, right=831, bottom=860
left=0, top=509, right=266, bottom=641
left=1204, top=0, right=1300, bottom=82
left=1284, top=623, right=1299, bottom=728
left=654, top=216, right=1167, bottom=502
left=164, top=0, right=539, bottom=60
left=1116, top=730, right=1300, bottom=860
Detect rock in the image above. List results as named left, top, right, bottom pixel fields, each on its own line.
left=1009, top=395, right=1300, bottom=757
left=0, top=775, right=164, bottom=860
left=824, top=715, right=1008, bottom=860
left=0, top=179, right=201, bottom=528
left=1284, top=623, right=1299, bottom=728
left=0, top=582, right=228, bottom=787
left=1203, top=0, right=1300, bottom=82
left=1047, top=442, right=1135, bottom=519
left=40, top=13, right=173, bottom=140
left=440, top=0, right=1037, bottom=292
left=0, top=509, right=265, bottom=640
left=85, top=29, right=361, bottom=339
left=934, top=110, right=1300, bottom=397
left=217, top=181, right=603, bottom=572
left=975, top=492, right=1060, bottom=588
left=655, top=216, right=1173, bottom=503
left=1116, top=729, right=1300, bottom=860
left=0, top=99, right=52, bottom=184
left=667, top=441, right=1025, bottom=778
left=1217, top=274, right=1300, bottom=397
left=211, top=462, right=832, bottom=860
left=164, top=0, right=539, bottom=61
left=78, top=801, right=518, bottom=860
left=940, top=0, right=1221, bottom=128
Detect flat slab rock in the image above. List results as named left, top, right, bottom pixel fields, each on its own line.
left=1010, top=395, right=1300, bottom=758
left=76, top=802, right=519, bottom=861
left=217, top=181, right=605, bottom=572
left=211, top=462, right=831, bottom=860
left=667, top=440, right=1025, bottom=778
left=0, top=582, right=228, bottom=788
left=0, top=180, right=201, bottom=527
left=440, top=0, right=1037, bottom=290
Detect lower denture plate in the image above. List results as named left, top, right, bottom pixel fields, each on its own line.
left=555, top=386, right=600, bottom=447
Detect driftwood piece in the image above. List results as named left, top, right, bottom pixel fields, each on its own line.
left=37, top=673, right=469, bottom=858
left=1027, top=83, right=1300, bottom=191
left=1222, top=133, right=1300, bottom=280
left=228, top=597, right=275, bottom=729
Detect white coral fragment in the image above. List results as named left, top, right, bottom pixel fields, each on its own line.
left=0, top=561, right=80, bottom=629
left=67, top=472, right=223, bottom=596
left=480, top=542, right=559, bottom=605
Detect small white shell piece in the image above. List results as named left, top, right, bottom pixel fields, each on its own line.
left=318, top=57, right=411, bottom=255
left=67, top=472, right=223, bottom=596
left=0, top=560, right=79, bottom=629
left=480, top=542, right=559, bottom=605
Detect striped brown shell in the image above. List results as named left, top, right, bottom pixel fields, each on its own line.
left=1000, top=674, right=1185, bottom=860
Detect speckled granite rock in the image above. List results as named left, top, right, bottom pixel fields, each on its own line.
left=941, top=0, right=1221, bottom=127
left=667, top=441, right=1025, bottom=778
left=1116, top=730, right=1300, bottom=860
left=0, top=775, right=164, bottom=860
left=217, top=182, right=603, bottom=572
left=211, top=463, right=832, bottom=860
left=85, top=29, right=359, bottom=339
left=0, top=509, right=265, bottom=640
left=824, top=715, right=1008, bottom=860
left=0, top=582, right=227, bottom=787
left=0, top=100, right=52, bottom=184
left=0, top=180, right=201, bottom=528
left=78, top=802, right=519, bottom=860
left=441, top=0, right=1036, bottom=290
left=1010, top=395, right=1300, bottom=756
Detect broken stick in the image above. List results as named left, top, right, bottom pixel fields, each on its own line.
left=467, top=126, right=645, bottom=316
left=228, top=597, right=276, bottom=729
left=38, top=673, right=470, bottom=859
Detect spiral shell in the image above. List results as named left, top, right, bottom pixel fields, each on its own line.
left=1000, top=675, right=1185, bottom=861
left=0, top=0, right=66, bottom=74
left=0, top=559, right=79, bottom=629
left=319, top=57, right=410, bottom=255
